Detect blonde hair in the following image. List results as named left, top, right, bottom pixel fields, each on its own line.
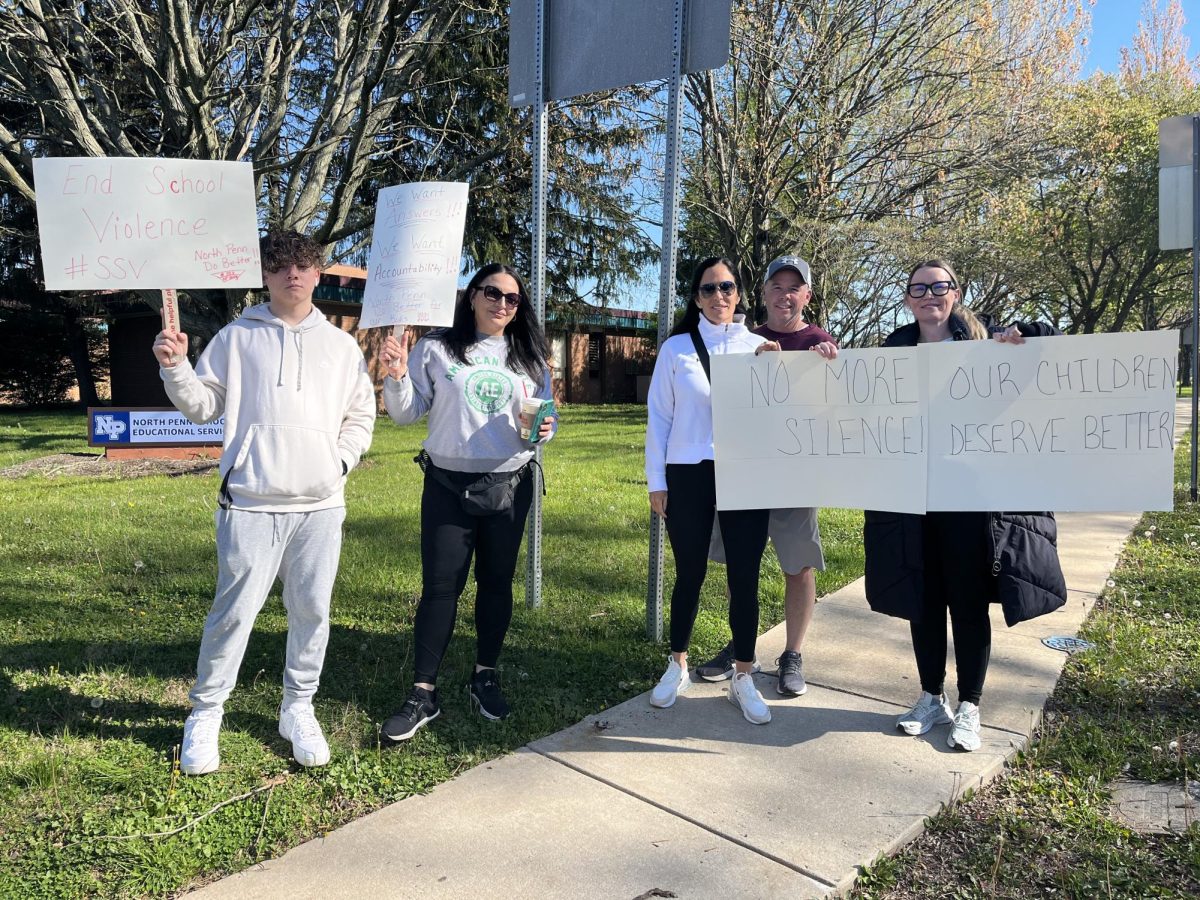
left=907, top=258, right=988, bottom=341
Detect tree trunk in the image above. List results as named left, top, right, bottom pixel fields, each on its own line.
left=61, top=305, right=100, bottom=408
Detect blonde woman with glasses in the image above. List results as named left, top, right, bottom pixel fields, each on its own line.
left=863, top=259, right=1065, bottom=751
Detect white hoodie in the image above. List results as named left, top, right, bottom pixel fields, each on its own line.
left=161, top=304, right=376, bottom=512
left=644, top=315, right=766, bottom=493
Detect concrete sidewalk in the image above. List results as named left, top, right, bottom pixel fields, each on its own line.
left=196, top=399, right=1191, bottom=900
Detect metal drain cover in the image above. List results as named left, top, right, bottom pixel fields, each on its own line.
left=1041, top=635, right=1095, bottom=653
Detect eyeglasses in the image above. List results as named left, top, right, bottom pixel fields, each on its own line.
left=906, top=280, right=956, bottom=299
left=477, top=284, right=522, bottom=307
left=698, top=280, right=737, bottom=298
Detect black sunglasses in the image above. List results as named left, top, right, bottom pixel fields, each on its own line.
left=477, top=284, right=522, bottom=307
left=906, top=280, right=956, bottom=299
left=698, top=280, right=737, bottom=298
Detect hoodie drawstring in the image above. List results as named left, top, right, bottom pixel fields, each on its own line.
left=295, top=330, right=304, bottom=391
left=277, top=328, right=287, bottom=387
left=275, top=327, right=305, bottom=391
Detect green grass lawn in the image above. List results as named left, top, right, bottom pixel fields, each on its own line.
left=0, top=405, right=864, bottom=898
left=0, top=408, right=99, bottom=468
left=852, top=436, right=1200, bottom=899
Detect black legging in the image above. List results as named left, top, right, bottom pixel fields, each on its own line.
left=664, top=461, right=769, bottom=662
left=412, top=466, right=534, bottom=685
left=911, top=511, right=994, bottom=705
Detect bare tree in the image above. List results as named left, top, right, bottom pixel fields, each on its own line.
left=0, top=0, right=459, bottom=336
left=678, top=0, right=1087, bottom=344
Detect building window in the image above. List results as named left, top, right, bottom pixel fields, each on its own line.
left=550, top=334, right=566, bottom=373
left=587, top=332, right=602, bottom=376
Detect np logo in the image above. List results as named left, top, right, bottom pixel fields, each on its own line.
left=465, top=369, right=513, bottom=414
left=93, top=412, right=130, bottom=442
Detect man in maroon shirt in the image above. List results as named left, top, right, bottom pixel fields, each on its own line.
left=698, top=254, right=837, bottom=697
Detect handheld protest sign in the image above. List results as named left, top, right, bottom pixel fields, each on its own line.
left=32, top=158, right=261, bottom=290
left=924, top=330, right=1178, bottom=512
left=711, top=348, right=929, bottom=514
left=360, top=182, right=469, bottom=329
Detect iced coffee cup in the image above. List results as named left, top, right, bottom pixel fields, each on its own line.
left=518, top=397, right=543, bottom=441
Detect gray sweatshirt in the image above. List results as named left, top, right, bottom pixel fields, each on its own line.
left=383, top=331, right=554, bottom=473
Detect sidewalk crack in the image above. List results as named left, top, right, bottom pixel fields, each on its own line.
left=530, top=746, right=839, bottom=890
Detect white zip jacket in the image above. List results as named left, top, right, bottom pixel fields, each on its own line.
left=645, top=315, right=766, bottom=493
left=160, top=304, right=376, bottom=512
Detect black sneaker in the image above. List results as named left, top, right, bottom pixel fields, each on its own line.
left=694, top=641, right=762, bottom=682
left=469, top=669, right=510, bottom=720
left=381, top=687, right=440, bottom=743
left=776, top=650, right=807, bottom=696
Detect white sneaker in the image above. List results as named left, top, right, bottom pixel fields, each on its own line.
left=650, top=657, right=690, bottom=708
left=896, top=691, right=953, bottom=736
left=180, top=708, right=222, bottom=775
left=947, top=701, right=982, bottom=751
left=279, top=705, right=331, bottom=767
left=728, top=671, right=771, bottom=724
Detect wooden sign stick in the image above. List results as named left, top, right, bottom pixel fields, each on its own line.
left=161, top=288, right=182, bottom=363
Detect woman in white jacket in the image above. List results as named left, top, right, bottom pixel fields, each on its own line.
left=645, top=256, right=777, bottom=724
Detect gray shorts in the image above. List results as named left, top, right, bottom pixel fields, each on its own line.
left=709, top=507, right=825, bottom=575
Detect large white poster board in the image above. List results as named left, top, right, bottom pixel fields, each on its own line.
left=360, top=182, right=469, bottom=328
left=711, top=331, right=1179, bottom=513
left=926, top=331, right=1178, bottom=512
left=33, top=158, right=261, bottom=290
left=711, top=348, right=928, bottom=513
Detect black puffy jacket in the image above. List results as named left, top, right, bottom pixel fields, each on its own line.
left=863, top=313, right=1067, bottom=627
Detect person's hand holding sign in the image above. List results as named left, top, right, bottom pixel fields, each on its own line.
left=381, top=328, right=411, bottom=379
left=993, top=324, right=1025, bottom=345
left=153, top=330, right=188, bottom=368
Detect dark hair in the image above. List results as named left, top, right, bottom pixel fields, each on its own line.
left=260, top=230, right=325, bottom=272
left=670, top=256, right=747, bottom=337
left=438, top=263, right=549, bottom=382
left=905, top=258, right=987, bottom=340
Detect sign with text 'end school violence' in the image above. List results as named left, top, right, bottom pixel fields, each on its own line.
left=711, top=330, right=1178, bottom=514
left=33, top=158, right=262, bottom=291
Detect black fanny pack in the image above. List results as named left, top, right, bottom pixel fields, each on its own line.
left=415, top=450, right=543, bottom=516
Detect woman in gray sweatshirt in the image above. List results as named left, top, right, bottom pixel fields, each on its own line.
left=377, top=263, right=556, bottom=741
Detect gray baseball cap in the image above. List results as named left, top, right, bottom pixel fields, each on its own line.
left=764, top=254, right=812, bottom=285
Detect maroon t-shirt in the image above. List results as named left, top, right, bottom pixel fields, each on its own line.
left=754, top=323, right=836, bottom=350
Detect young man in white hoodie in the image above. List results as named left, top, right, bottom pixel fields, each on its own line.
left=153, top=231, right=375, bottom=775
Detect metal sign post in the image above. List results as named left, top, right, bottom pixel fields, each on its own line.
left=1158, top=113, right=1200, bottom=501
left=510, top=0, right=732, bottom=621
left=524, top=0, right=549, bottom=607
left=1192, top=114, right=1198, bottom=502
left=645, top=0, right=688, bottom=641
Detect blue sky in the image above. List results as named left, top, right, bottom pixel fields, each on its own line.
left=1085, top=0, right=1200, bottom=74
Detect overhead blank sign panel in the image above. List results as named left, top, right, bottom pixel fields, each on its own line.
left=509, top=0, right=732, bottom=106
left=1159, top=114, right=1195, bottom=252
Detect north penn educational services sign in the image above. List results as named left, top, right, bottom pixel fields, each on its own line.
left=88, top=408, right=224, bottom=448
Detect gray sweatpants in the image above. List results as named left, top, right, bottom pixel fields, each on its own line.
left=189, top=506, right=346, bottom=712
